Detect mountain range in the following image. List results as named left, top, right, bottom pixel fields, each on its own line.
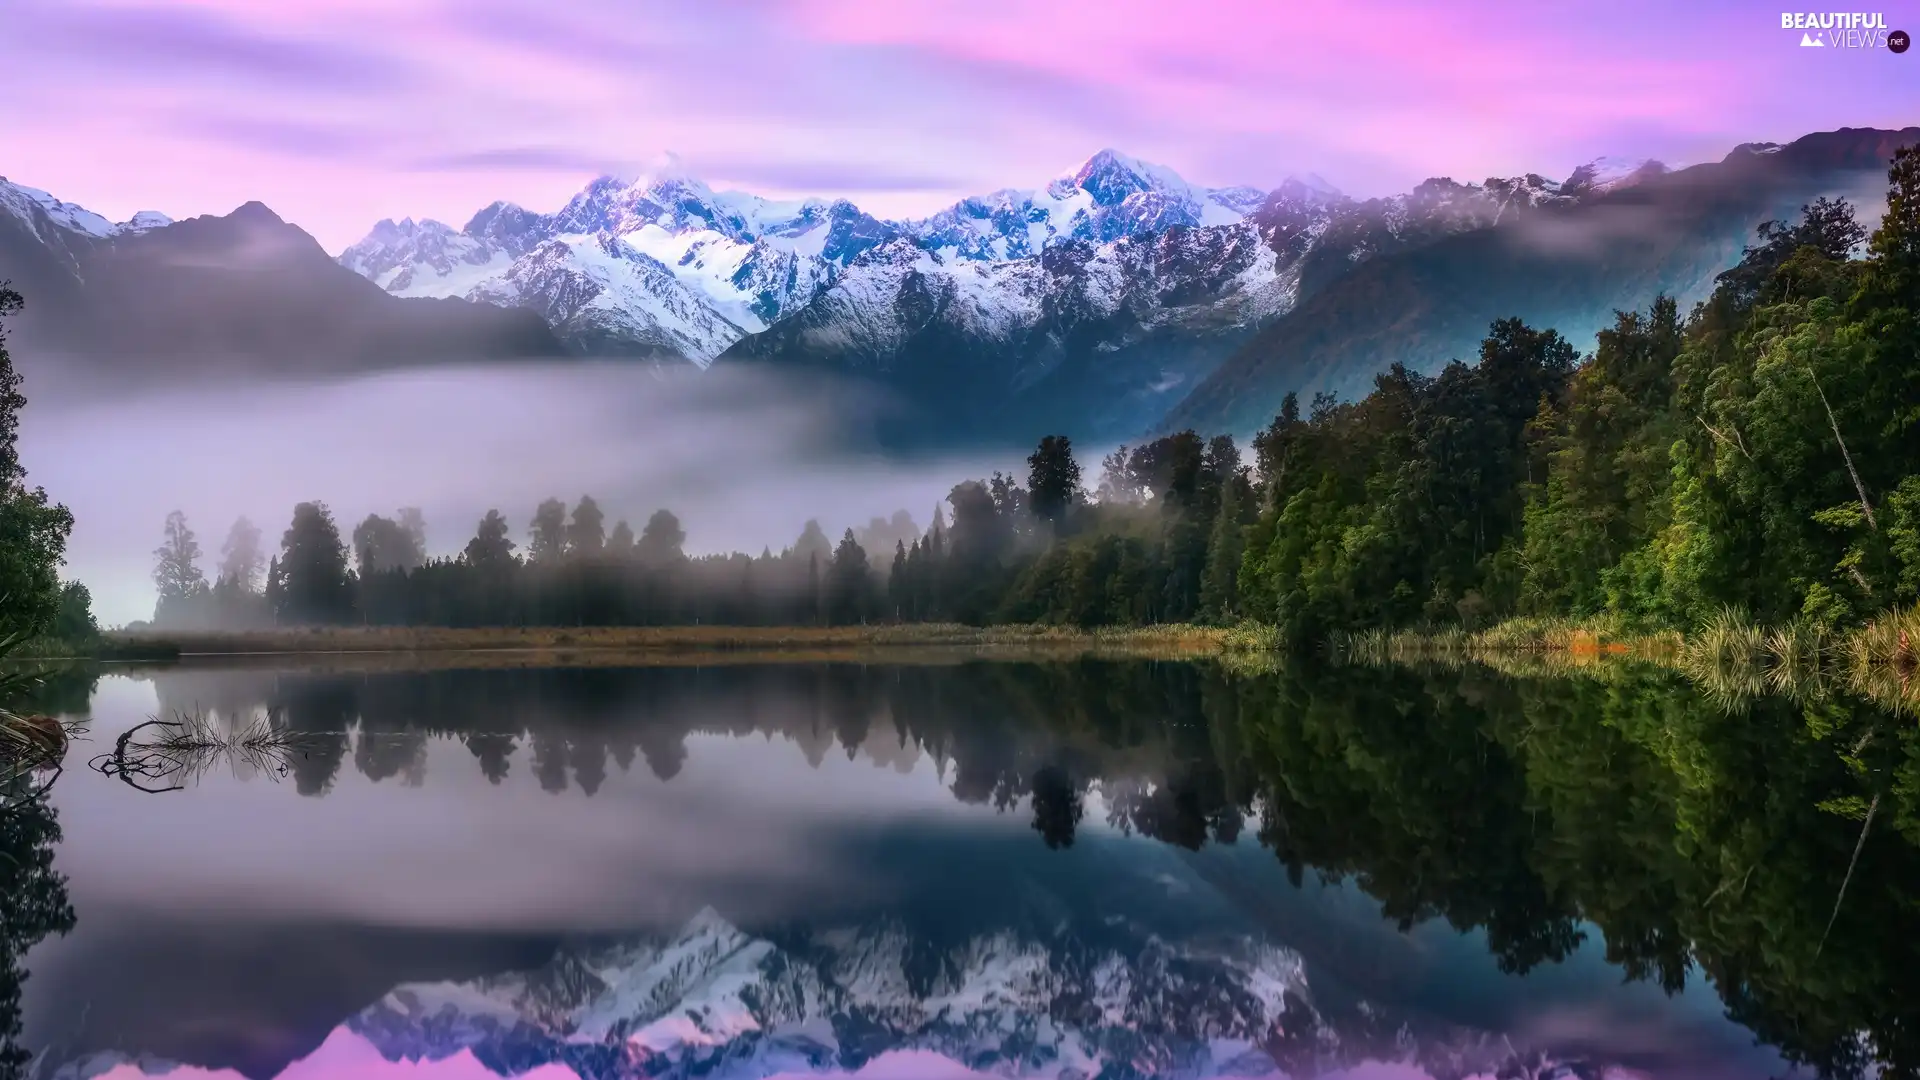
left=41, top=906, right=1607, bottom=1080
left=0, top=180, right=560, bottom=381
left=4, top=128, right=1913, bottom=443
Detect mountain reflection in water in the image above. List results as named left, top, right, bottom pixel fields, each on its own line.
left=8, top=655, right=1916, bottom=1080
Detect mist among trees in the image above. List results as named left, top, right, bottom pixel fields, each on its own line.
left=131, top=148, right=1920, bottom=642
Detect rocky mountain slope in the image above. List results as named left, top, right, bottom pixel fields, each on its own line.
left=1162, top=126, right=1920, bottom=438
left=0, top=178, right=561, bottom=381
left=336, top=150, right=1282, bottom=368
left=714, top=158, right=1650, bottom=445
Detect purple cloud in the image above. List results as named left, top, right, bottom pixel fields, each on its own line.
left=9, top=0, right=416, bottom=94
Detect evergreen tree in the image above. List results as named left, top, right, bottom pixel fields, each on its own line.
left=566, top=496, right=606, bottom=558
left=807, top=551, right=822, bottom=626
left=463, top=510, right=517, bottom=568
left=263, top=556, right=284, bottom=620
left=1027, top=435, right=1082, bottom=530
left=637, top=509, right=686, bottom=568
left=277, top=501, right=352, bottom=624
left=888, top=539, right=908, bottom=620
left=792, top=519, right=831, bottom=569
left=352, top=513, right=418, bottom=576
left=608, top=520, right=636, bottom=555
left=217, top=516, right=265, bottom=593
left=152, top=511, right=209, bottom=625
left=826, top=529, right=872, bottom=625
left=1199, top=475, right=1246, bottom=620
left=528, top=498, right=567, bottom=564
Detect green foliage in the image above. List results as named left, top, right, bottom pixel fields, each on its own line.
left=0, top=284, right=73, bottom=638
left=1026, top=434, right=1082, bottom=528
left=1228, top=158, right=1919, bottom=644
left=47, top=582, right=98, bottom=645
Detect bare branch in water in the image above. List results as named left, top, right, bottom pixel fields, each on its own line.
left=91, top=710, right=328, bottom=793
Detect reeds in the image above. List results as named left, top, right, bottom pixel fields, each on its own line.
left=1334, top=603, right=1920, bottom=715
left=1839, top=604, right=1920, bottom=715
left=1329, top=615, right=1678, bottom=669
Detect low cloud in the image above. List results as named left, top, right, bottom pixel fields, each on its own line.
left=17, top=361, right=999, bottom=625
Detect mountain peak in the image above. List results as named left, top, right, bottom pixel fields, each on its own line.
left=1561, top=156, right=1669, bottom=196
left=228, top=200, right=287, bottom=225
left=1063, top=148, right=1194, bottom=207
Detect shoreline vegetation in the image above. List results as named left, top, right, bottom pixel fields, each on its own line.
left=44, top=621, right=1257, bottom=662
left=1333, top=604, right=1920, bottom=714
left=18, top=606, right=1918, bottom=704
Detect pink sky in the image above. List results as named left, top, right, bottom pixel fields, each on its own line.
left=0, top=0, right=1911, bottom=252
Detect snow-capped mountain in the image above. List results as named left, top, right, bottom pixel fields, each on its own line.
left=714, top=159, right=1648, bottom=444
left=340, top=907, right=1587, bottom=1080
left=331, top=147, right=1698, bottom=438
left=0, top=177, right=562, bottom=376
left=1559, top=156, right=1669, bottom=198
left=339, top=159, right=904, bottom=364
left=900, top=149, right=1299, bottom=262
left=0, top=178, right=171, bottom=244
left=336, top=151, right=1292, bottom=367
left=1165, top=128, right=1916, bottom=437
left=0, top=176, right=171, bottom=279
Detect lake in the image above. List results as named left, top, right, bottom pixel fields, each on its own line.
left=8, top=653, right=1913, bottom=1080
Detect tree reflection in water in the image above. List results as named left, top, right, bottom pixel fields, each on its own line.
left=30, top=655, right=1920, bottom=1078
left=0, top=795, right=75, bottom=1079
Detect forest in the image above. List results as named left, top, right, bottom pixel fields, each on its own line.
left=138, top=146, right=1920, bottom=644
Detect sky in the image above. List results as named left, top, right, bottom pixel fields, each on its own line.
left=0, top=0, right=1912, bottom=253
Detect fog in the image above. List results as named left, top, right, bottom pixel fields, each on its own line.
left=17, top=360, right=1006, bottom=626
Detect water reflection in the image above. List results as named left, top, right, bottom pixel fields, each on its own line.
left=9, top=655, right=1915, bottom=1079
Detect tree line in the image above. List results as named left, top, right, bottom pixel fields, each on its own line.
left=145, top=147, right=1918, bottom=640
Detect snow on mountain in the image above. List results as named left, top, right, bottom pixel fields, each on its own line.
left=1560, top=156, right=1670, bottom=197
left=336, top=151, right=1282, bottom=366
left=329, top=907, right=1617, bottom=1080
left=899, top=150, right=1300, bottom=262
left=719, top=159, right=1624, bottom=443
left=338, top=161, right=905, bottom=365
left=1, top=176, right=175, bottom=281
left=0, top=177, right=172, bottom=243
left=346, top=906, right=1311, bottom=1079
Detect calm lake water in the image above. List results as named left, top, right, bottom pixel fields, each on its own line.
left=8, top=654, right=1914, bottom=1080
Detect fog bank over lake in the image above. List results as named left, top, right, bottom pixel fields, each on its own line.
left=18, top=360, right=1000, bottom=626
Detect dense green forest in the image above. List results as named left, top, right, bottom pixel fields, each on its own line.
left=146, top=148, right=1920, bottom=642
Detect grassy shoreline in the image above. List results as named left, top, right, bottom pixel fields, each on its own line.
left=1336, top=606, right=1920, bottom=713
left=67, top=622, right=1244, bottom=661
